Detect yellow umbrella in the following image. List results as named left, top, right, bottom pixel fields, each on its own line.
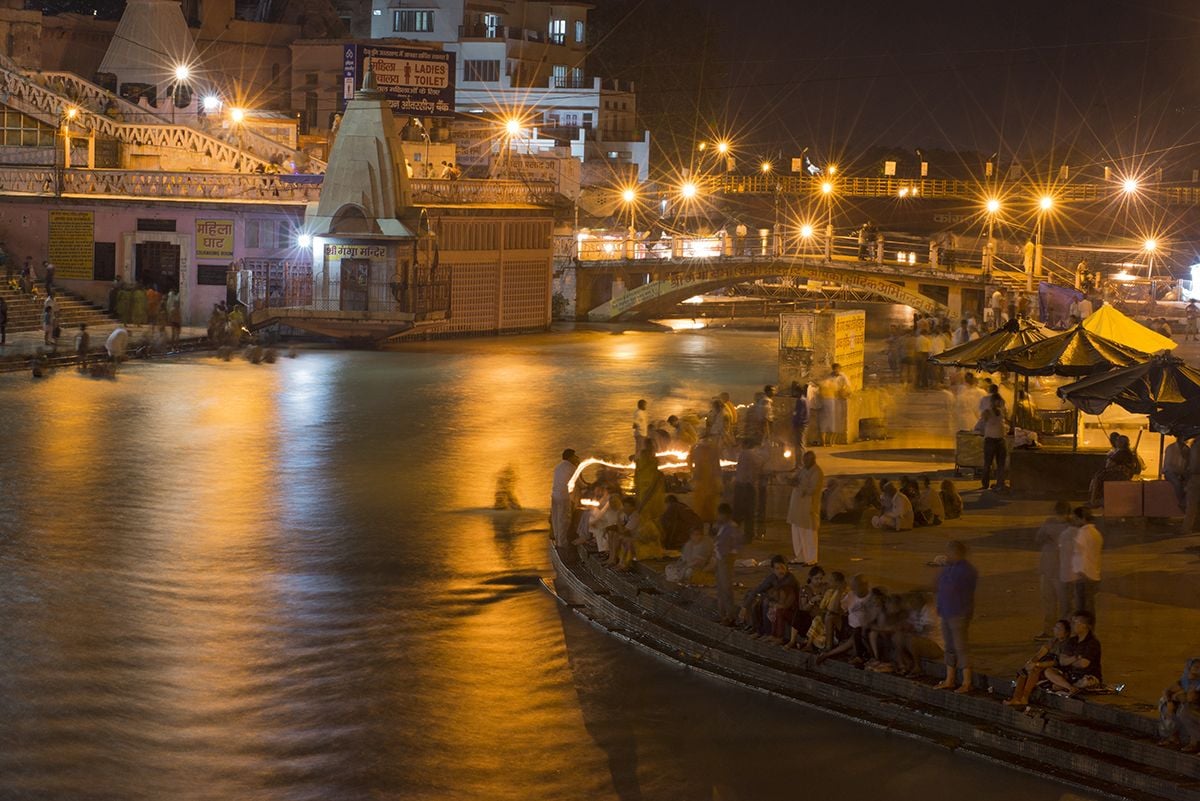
left=1081, top=303, right=1177, bottom=352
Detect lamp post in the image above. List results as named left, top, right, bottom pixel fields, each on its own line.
left=170, top=64, right=191, bottom=124
left=821, top=179, right=834, bottom=260
left=983, top=197, right=1000, bottom=277
left=1032, top=194, right=1053, bottom=291
left=1144, top=238, right=1159, bottom=300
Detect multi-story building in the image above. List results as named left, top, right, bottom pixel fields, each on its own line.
left=363, top=0, right=650, bottom=182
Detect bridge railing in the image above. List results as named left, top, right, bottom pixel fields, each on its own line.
left=565, top=230, right=987, bottom=272
left=712, top=174, right=1200, bottom=205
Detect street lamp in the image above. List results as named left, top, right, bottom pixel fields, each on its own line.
left=620, top=186, right=637, bottom=230
left=983, top=198, right=1000, bottom=276
left=819, top=180, right=835, bottom=260
left=760, top=161, right=772, bottom=174
left=1122, top=177, right=1139, bottom=195
left=1032, top=195, right=1054, bottom=290
left=680, top=180, right=698, bottom=200
left=1144, top=237, right=1158, bottom=279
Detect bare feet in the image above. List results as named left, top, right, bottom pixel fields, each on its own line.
left=955, top=683, right=972, bottom=694
left=934, top=680, right=956, bottom=690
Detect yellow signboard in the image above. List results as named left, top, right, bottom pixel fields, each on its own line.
left=48, top=211, right=94, bottom=279
left=196, top=219, right=234, bottom=258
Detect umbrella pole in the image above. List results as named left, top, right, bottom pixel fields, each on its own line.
left=1072, top=408, right=1078, bottom=452
left=1159, top=430, right=1165, bottom=479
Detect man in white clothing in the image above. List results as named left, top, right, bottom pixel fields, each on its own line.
left=550, top=448, right=581, bottom=547
left=1068, top=506, right=1103, bottom=622
left=872, top=483, right=914, bottom=531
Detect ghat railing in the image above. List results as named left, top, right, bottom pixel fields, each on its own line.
left=0, top=166, right=556, bottom=206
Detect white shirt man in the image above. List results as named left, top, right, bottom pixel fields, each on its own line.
left=551, top=450, right=580, bottom=547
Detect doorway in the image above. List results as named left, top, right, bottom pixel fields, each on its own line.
left=135, top=241, right=180, bottom=293
left=340, top=258, right=369, bottom=311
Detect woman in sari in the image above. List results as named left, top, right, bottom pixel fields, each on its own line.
left=633, top=440, right=667, bottom=560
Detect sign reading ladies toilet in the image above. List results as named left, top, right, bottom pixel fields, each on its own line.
left=343, top=45, right=456, bottom=118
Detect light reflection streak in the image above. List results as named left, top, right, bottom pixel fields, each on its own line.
left=568, top=451, right=738, bottom=493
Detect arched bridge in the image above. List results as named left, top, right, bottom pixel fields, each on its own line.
left=567, top=234, right=1001, bottom=321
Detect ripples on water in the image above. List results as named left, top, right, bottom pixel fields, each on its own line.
left=0, top=329, right=1083, bottom=800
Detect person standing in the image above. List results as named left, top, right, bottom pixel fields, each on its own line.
left=1068, top=507, right=1103, bottom=621
left=1164, top=436, right=1190, bottom=510
left=74, top=323, right=90, bottom=369
left=713, top=502, right=743, bottom=625
left=914, top=323, right=932, bottom=388
left=0, top=295, right=6, bottom=346
left=42, top=292, right=56, bottom=346
left=790, top=382, right=809, bottom=461
left=821, top=363, right=851, bottom=446
left=935, top=540, right=978, bottom=694
left=1035, top=500, right=1073, bottom=637
left=732, top=438, right=764, bottom=540
left=688, top=435, right=722, bottom=525
left=787, top=450, right=824, bottom=565
left=550, top=449, right=581, bottom=547
left=990, top=288, right=1004, bottom=330
left=1184, top=436, right=1200, bottom=534
left=759, top=384, right=776, bottom=445
left=979, top=394, right=1008, bottom=491
left=632, top=399, right=649, bottom=456
left=43, top=260, right=55, bottom=293
left=1186, top=300, right=1199, bottom=342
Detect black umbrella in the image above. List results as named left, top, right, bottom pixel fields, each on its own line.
left=1057, top=355, right=1200, bottom=415
left=987, top=324, right=1151, bottom=377
left=1150, top=398, right=1200, bottom=440
left=929, top=316, right=1052, bottom=369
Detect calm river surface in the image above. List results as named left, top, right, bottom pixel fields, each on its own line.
left=0, top=328, right=1087, bottom=800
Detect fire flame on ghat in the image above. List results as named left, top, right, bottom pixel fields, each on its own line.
left=567, top=449, right=786, bottom=493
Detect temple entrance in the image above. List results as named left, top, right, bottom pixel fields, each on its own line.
left=340, top=258, right=369, bottom=311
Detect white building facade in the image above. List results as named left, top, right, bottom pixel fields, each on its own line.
left=367, top=0, right=649, bottom=181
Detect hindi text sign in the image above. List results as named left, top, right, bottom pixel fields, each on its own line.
left=48, top=211, right=94, bottom=279
left=196, top=219, right=234, bottom=258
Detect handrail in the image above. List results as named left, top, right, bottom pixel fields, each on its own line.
left=711, top=174, right=1200, bottom=206
left=41, top=72, right=327, bottom=173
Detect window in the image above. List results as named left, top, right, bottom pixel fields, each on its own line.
left=549, top=18, right=566, bottom=44
left=245, top=219, right=286, bottom=249
left=575, top=20, right=584, bottom=43
left=552, top=64, right=567, bottom=82
left=463, top=59, right=500, bottom=82
left=393, top=9, right=433, bottom=32
left=0, top=109, right=55, bottom=147
left=483, top=13, right=500, bottom=36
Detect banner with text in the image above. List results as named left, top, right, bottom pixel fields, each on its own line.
left=343, top=45, right=455, bottom=118
left=48, top=211, right=94, bottom=279
left=196, top=219, right=234, bottom=258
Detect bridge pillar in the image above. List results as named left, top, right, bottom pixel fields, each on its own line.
left=947, top=286, right=963, bottom=320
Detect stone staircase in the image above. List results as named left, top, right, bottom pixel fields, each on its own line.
left=1, top=284, right=116, bottom=333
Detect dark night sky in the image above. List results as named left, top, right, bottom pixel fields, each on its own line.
left=592, top=0, right=1200, bottom=174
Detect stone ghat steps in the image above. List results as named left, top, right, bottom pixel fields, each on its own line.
left=0, top=287, right=117, bottom=333
left=552, top=547, right=1200, bottom=801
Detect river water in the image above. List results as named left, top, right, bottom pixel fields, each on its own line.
left=0, top=328, right=1086, bottom=800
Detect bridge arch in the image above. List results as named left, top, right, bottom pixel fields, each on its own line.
left=585, top=259, right=959, bottom=321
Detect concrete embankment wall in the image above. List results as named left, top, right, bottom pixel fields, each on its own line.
left=550, top=545, right=1200, bottom=801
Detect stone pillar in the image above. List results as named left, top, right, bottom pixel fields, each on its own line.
left=947, top=285, right=963, bottom=321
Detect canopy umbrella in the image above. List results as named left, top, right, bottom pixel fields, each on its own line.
left=1056, top=354, right=1200, bottom=415
left=986, top=324, right=1151, bottom=377
left=1150, top=398, right=1200, bottom=440
left=929, top=316, right=1053, bottom=369
left=1082, top=303, right=1177, bottom=352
